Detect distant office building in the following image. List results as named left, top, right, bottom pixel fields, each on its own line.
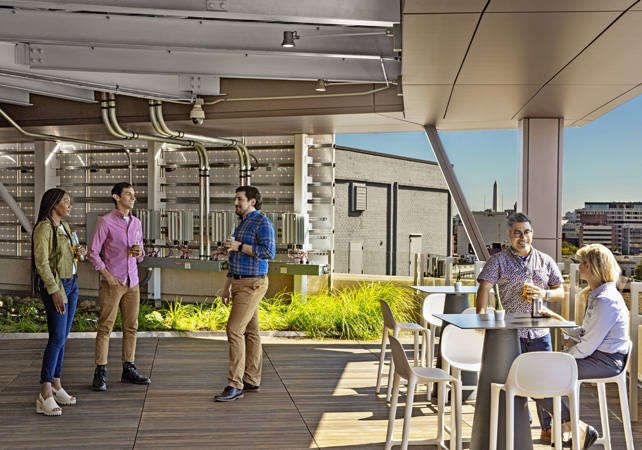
left=573, top=202, right=642, bottom=255
left=456, top=210, right=512, bottom=255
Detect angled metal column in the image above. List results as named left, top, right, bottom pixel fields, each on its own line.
left=424, top=125, right=490, bottom=261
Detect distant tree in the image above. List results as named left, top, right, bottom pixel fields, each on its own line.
left=635, top=262, right=642, bottom=281
left=561, top=241, right=578, bottom=257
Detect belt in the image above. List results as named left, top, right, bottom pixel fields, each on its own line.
left=232, top=274, right=266, bottom=279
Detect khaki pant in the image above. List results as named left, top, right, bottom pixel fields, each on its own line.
left=227, top=277, right=269, bottom=389
left=95, top=281, right=140, bottom=366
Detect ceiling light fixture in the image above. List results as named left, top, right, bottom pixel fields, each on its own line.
left=281, top=31, right=300, bottom=48
left=315, top=79, right=327, bottom=92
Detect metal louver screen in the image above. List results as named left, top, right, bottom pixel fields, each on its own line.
left=352, top=184, right=367, bottom=212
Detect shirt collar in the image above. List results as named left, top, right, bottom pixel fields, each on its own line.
left=590, top=281, right=615, bottom=298
left=242, top=210, right=260, bottom=220
left=110, top=207, right=129, bottom=220
left=507, top=246, right=533, bottom=260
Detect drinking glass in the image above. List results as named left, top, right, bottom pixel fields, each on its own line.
left=72, top=232, right=85, bottom=261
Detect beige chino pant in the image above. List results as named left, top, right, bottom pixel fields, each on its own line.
left=227, top=277, right=269, bottom=389
left=95, top=281, right=140, bottom=366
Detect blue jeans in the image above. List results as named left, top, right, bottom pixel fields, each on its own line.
left=520, top=334, right=553, bottom=431
left=40, top=276, right=78, bottom=383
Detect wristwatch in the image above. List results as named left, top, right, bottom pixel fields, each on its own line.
left=545, top=290, right=551, bottom=300
left=238, top=243, right=244, bottom=253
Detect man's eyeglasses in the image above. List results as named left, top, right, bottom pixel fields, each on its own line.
left=512, top=230, right=533, bottom=238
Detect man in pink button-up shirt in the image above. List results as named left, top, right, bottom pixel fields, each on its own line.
left=88, top=182, right=151, bottom=391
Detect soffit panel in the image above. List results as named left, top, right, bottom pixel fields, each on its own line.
left=551, top=12, right=642, bottom=85
left=516, top=84, right=639, bottom=122
left=400, top=85, right=453, bottom=126
left=457, top=12, right=619, bottom=85
left=487, top=0, right=638, bottom=12
left=571, top=85, right=642, bottom=125
left=445, top=84, right=540, bottom=121
left=403, top=0, right=486, bottom=14
left=402, top=14, right=479, bottom=85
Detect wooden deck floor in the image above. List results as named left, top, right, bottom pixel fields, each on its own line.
left=0, top=335, right=640, bottom=449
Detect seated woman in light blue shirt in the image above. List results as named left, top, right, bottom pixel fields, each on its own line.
left=538, top=243, right=629, bottom=450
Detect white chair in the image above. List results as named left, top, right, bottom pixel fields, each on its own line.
left=385, top=335, right=462, bottom=450
left=489, top=352, right=580, bottom=450
left=578, top=341, right=634, bottom=450
left=441, top=325, right=483, bottom=393
left=440, top=324, right=484, bottom=441
left=421, top=293, right=446, bottom=369
left=376, top=300, right=429, bottom=402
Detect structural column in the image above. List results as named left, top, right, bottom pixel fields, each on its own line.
left=293, top=134, right=311, bottom=297
left=146, top=141, right=166, bottom=303
left=518, top=118, right=564, bottom=261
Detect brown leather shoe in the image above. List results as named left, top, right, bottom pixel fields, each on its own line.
left=540, top=428, right=551, bottom=443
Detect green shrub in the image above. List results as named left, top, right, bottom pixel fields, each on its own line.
left=0, top=282, right=420, bottom=340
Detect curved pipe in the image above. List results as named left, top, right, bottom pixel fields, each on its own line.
left=0, top=105, right=133, bottom=184
left=101, top=93, right=210, bottom=260
left=149, top=100, right=252, bottom=185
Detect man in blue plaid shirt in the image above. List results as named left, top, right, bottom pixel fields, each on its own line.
left=215, top=186, right=275, bottom=402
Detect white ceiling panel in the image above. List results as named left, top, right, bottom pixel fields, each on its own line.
left=402, top=14, right=479, bottom=85
left=550, top=12, right=642, bottom=85
left=570, top=85, right=642, bottom=125
left=457, top=12, right=619, bottom=85
left=487, top=0, right=638, bottom=13
left=401, top=85, right=457, bottom=125
left=403, top=0, right=486, bottom=14
left=517, top=84, right=640, bottom=122
left=445, top=85, right=540, bottom=121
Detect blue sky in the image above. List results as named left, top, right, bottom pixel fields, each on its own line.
left=336, top=95, right=642, bottom=213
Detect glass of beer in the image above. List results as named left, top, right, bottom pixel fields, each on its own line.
left=130, top=229, right=141, bottom=257
left=523, top=269, right=534, bottom=301
left=72, top=232, right=85, bottom=262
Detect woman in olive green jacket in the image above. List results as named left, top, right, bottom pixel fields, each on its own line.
left=32, top=188, right=85, bottom=416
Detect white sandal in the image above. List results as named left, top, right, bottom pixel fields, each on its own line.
left=52, top=387, right=76, bottom=405
left=36, top=394, right=62, bottom=416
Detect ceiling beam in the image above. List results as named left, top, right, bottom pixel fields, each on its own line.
left=0, top=9, right=394, bottom=57
left=0, top=0, right=399, bottom=26
left=0, top=86, right=31, bottom=106
left=16, top=44, right=400, bottom=83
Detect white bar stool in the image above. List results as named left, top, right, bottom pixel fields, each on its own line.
left=489, top=351, right=580, bottom=450
left=376, top=299, right=429, bottom=402
left=385, top=335, right=462, bottom=450
left=578, top=341, right=634, bottom=450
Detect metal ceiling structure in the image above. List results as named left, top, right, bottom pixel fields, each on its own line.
left=0, top=1, right=640, bottom=136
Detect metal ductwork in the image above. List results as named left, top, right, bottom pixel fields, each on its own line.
left=149, top=100, right=252, bottom=185
left=101, top=92, right=211, bottom=260
left=0, top=106, right=133, bottom=184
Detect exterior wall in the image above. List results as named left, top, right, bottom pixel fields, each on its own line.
left=334, top=147, right=450, bottom=276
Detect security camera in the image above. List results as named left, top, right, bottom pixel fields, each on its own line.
left=190, top=98, right=205, bottom=125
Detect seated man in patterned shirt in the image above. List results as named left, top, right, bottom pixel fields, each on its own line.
left=476, top=212, right=565, bottom=443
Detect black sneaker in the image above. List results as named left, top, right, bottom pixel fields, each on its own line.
left=121, top=362, right=151, bottom=385
left=92, top=365, right=107, bottom=391
left=243, top=380, right=260, bottom=392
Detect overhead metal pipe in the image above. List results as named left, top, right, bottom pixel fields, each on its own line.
left=0, top=181, right=32, bottom=235
left=101, top=93, right=211, bottom=260
left=149, top=100, right=252, bottom=185
left=0, top=106, right=133, bottom=184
